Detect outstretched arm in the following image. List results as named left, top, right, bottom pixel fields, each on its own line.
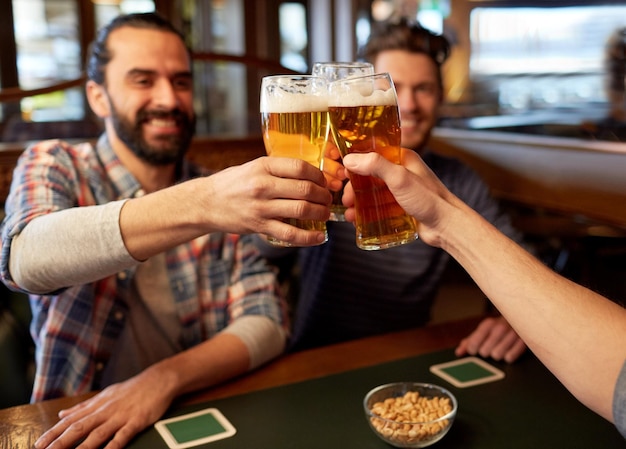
left=119, top=157, right=331, bottom=261
left=6, top=156, right=331, bottom=293
left=342, top=150, right=626, bottom=423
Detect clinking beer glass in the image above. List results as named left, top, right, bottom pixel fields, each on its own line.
left=328, top=72, right=418, bottom=250
left=260, top=75, right=329, bottom=246
left=312, top=61, right=375, bottom=222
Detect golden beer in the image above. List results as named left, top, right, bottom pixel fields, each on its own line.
left=261, top=111, right=329, bottom=165
left=260, top=75, right=329, bottom=246
left=328, top=73, right=418, bottom=250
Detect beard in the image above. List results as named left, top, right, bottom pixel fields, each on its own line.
left=110, top=103, right=196, bottom=166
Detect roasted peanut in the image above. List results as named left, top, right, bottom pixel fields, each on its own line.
left=368, top=390, right=453, bottom=445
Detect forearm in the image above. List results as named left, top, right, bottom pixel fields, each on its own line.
left=119, top=179, right=211, bottom=261
left=9, top=201, right=136, bottom=293
left=120, top=157, right=335, bottom=259
left=11, top=177, right=231, bottom=288
left=441, top=201, right=626, bottom=421
left=149, top=316, right=285, bottom=398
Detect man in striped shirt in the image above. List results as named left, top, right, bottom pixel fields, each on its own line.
left=259, top=20, right=530, bottom=363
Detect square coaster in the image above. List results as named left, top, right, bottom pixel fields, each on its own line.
left=430, top=356, right=505, bottom=388
left=155, top=408, right=236, bottom=448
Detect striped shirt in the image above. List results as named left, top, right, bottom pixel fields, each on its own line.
left=0, top=136, right=285, bottom=401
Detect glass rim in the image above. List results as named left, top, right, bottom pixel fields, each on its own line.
left=312, top=61, right=374, bottom=68
left=260, top=74, right=330, bottom=112
left=327, top=71, right=392, bottom=85
left=261, top=74, right=325, bottom=81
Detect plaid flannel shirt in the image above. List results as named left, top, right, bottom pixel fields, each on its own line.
left=0, top=136, right=285, bottom=401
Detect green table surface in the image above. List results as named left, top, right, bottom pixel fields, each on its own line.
left=130, top=348, right=624, bottom=448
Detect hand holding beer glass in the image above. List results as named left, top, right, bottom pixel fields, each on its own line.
left=328, top=72, right=418, bottom=250
left=312, top=62, right=374, bottom=221
left=260, top=75, right=330, bottom=246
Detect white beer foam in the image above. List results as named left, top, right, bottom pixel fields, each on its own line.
left=328, top=86, right=396, bottom=107
left=261, top=85, right=329, bottom=113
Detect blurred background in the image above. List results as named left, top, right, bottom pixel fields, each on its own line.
left=2, top=0, right=626, bottom=141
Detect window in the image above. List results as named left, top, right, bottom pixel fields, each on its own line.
left=94, top=0, right=155, bottom=31
left=184, top=0, right=248, bottom=135
left=10, top=0, right=155, bottom=124
left=13, top=0, right=82, bottom=121
left=279, top=3, right=308, bottom=72
left=470, top=5, right=626, bottom=111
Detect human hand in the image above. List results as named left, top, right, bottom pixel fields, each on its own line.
left=455, top=316, right=527, bottom=363
left=34, top=368, right=175, bottom=449
left=341, top=149, right=458, bottom=248
left=322, top=140, right=347, bottom=192
left=202, top=156, right=332, bottom=246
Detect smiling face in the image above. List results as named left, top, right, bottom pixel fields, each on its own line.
left=374, top=50, right=442, bottom=152
left=88, top=26, right=195, bottom=166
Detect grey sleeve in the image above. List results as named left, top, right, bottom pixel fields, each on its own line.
left=9, top=200, right=138, bottom=294
left=613, top=359, right=626, bottom=439
left=220, top=315, right=287, bottom=370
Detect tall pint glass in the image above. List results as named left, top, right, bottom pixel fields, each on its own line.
left=328, top=72, right=418, bottom=250
left=260, top=75, right=329, bottom=247
left=312, top=62, right=375, bottom=222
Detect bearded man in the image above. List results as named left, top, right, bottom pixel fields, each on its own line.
left=0, top=12, right=330, bottom=449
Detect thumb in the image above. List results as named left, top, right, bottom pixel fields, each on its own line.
left=342, top=152, right=398, bottom=180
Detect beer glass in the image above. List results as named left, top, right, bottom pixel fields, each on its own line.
left=312, top=61, right=375, bottom=221
left=260, top=74, right=329, bottom=247
left=328, top=72, right=418, bottom=250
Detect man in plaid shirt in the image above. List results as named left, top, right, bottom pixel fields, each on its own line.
left=0, top=12, right=330, bottom=449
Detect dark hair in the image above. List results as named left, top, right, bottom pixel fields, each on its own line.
left=86, top=12, right=189, bottom=84
left=362, top=18, right=451, bottom=87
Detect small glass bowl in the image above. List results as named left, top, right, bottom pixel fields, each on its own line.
left=363, top=382, right=457, bottom=448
